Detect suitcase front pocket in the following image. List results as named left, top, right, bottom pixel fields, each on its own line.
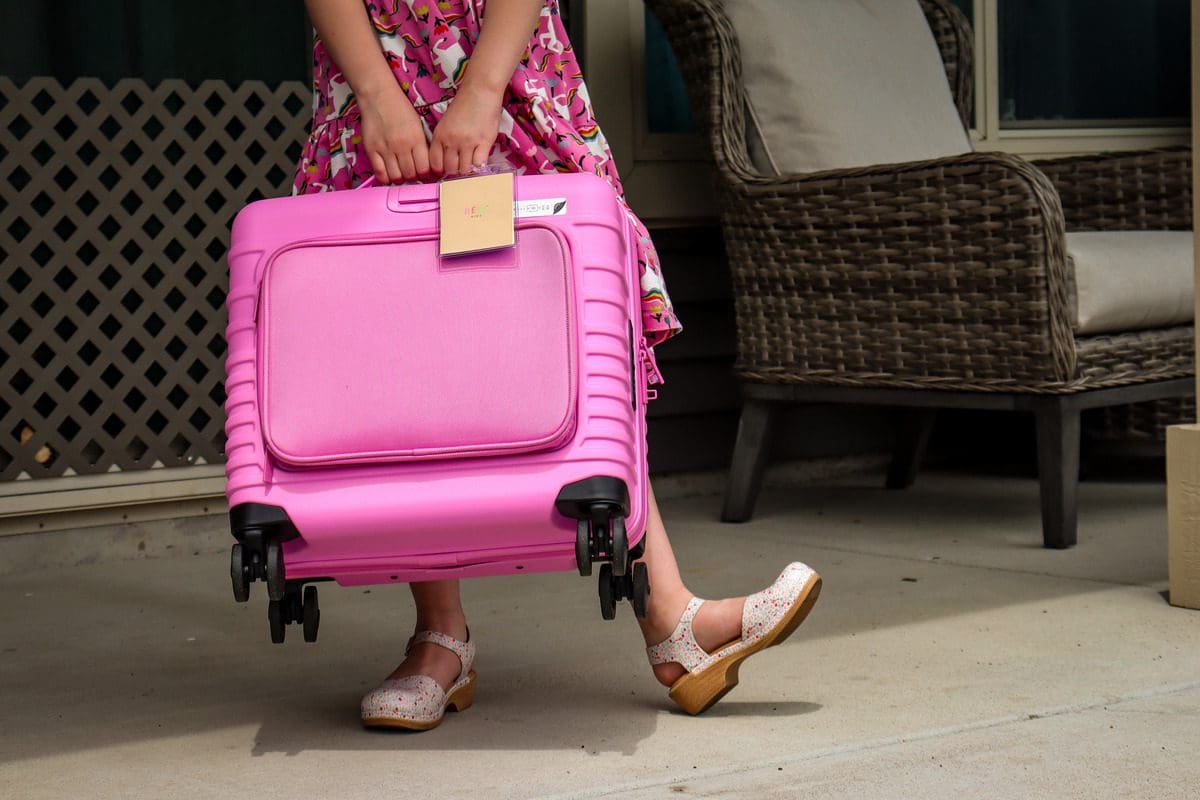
left=257, top=225, right=577, bottom=467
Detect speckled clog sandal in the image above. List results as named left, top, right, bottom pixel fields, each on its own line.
left=360, top=629, right=476, bottom=731
left=647, top=562, right=822, bottom=715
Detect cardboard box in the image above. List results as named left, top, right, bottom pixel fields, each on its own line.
left=1172, top=1, right=1200, bottom=611
left=1166, top=423, right=1200, bottom=609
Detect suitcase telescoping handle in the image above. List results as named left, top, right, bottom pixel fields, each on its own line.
left=356, top=173, right=444, bottom=215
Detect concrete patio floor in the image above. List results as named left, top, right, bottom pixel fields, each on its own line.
left=1, top=468, right=1198, bottom=799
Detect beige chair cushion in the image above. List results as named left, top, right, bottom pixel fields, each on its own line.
left=1068, top=231, right=1194, bottom=335
left=724, top=0, right=972, bottom=175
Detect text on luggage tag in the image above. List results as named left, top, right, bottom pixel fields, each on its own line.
left=514, top=198, right=568, bottom=218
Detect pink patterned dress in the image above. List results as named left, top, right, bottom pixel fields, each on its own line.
left=292, top=0, right=682, bottom=348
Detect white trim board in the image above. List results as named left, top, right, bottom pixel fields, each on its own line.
left=0, top=465, right=227, bottom=536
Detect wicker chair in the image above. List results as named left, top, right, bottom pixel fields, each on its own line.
left=645, top=0, right=1194, bottom=548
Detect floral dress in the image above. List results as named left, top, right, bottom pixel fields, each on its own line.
left=292, top=0, right=682, bottom=348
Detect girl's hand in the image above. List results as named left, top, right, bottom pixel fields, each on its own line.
left=430, top=83, right=502, bottom=177
left=358, top=82, right=431, bottom=184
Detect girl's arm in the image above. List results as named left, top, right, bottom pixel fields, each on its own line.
left=430, top=0, right=545, bottom=175
left=304, top=0, right=431, bottom=182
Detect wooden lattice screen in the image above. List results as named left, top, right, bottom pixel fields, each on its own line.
left=0, top=76, right=309, bottom=480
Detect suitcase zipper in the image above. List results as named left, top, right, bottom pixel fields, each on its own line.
left=256, top=223, right=579, bottom=467
left=639, top=341, right=663, bottom=403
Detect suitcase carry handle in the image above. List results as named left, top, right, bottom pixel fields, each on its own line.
left=386, top=187, right=440, bottom=214
left=354, top=174, right=442, bottom=214
left=358, top=171, right=521, bottom=216
left=361, top=173, right=535, bottom=216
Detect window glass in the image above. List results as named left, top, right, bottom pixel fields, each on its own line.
left=0, top=0, right=307, bottom=85
left=644, top=8, right=696, bottom=134
left=998, top=0, right=1189, bottom=127
left=641, top=2, right=975, bottom=136
left=945, top=0, right=975, bottom=127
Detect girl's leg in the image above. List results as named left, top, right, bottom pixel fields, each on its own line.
left=387, top=485, right=749, bottom=689
left=384, top=579, right=470, bottom=689
left=634, top=482, right=747, bottom=687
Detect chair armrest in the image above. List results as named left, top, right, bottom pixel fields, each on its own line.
left=716, top=151, right=1078, bottom=388
left=1033, top=147, right=1191, bottom=232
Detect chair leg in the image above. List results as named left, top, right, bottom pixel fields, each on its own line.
left=722, top=397, right=779, bottom=523
left=886, top=408, right=937, bottom=489
left=1033, top=397, right=1081, bottom=549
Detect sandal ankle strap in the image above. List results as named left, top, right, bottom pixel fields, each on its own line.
left=646, top=597, right=709, bottom=672
left=405, top=628, right=475, bottom=678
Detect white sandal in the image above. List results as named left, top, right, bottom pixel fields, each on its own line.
left=360, top=629, right=476, bottom=730
left=647, top=562, right=822, bottom=715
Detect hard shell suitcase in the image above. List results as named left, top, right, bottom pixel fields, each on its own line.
left=223, top=172, right=662, bottom=642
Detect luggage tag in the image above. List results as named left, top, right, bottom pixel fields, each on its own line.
left=438, top=166, right=515, bottom=257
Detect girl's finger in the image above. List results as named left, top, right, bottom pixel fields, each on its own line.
left=412, top=144, right=431, bottom=179
left=442, top=146, right=461, bottom=178
left=368, top=152, right=389, bottom=185
left=383, top=152, right=405, bottom=185
left=470, top=144, right=489, bottom=171
left=434, top=142, right=448, bottom=176
left=398, top=150, right=417, bottom=182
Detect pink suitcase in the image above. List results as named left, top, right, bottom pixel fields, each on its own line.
left=223, top=172, right=662, bottom=642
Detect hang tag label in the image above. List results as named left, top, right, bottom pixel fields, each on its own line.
left=439, top=172, right=515, bottom=256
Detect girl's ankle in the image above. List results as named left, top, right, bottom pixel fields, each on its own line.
left=637, top=588, right=694, bottom=646
left=413, top=612, right=468, bottom=640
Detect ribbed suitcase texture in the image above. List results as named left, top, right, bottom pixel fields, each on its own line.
left=223, top=172, right=657, bottom=635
